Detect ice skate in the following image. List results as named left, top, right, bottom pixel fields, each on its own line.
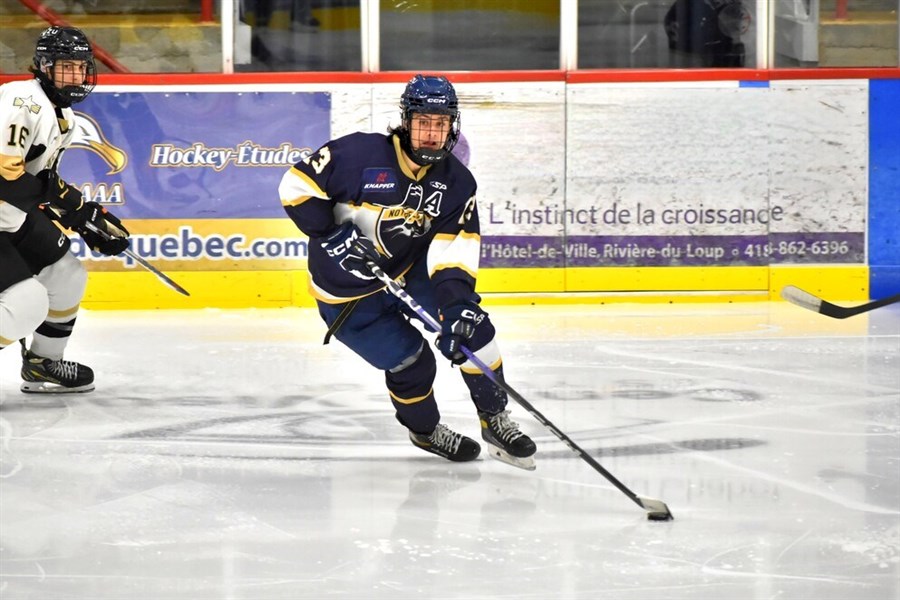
left=20, top=340, right=94, bottom=393
left=479, top=410, right=536, bottom=470
left=409, top=423, right=481, bottom=462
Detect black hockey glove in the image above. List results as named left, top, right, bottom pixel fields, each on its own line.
left=64, top=202, right=131, bottom=256
left=436, top=300, right=487, bottom=365
left=321, top=222, right=380, bottom=281
left=43, top=170, right=86, bottom=213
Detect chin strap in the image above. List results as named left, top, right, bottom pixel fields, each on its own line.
left=36, top=73, right=72, bottom=109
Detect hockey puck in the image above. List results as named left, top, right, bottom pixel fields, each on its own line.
left=647, top=511, right=674, bottom=521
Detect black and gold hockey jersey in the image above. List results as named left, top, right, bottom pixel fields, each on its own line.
left=0, top=78, right=77, bottom=233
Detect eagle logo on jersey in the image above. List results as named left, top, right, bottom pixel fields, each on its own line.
left=375, top=183, right=442, bottom=256
left=381, top=206, right=432, bottom=240
left=70, top=112, right=128, bottom=175
left=13, top=96, right=41, bottom=114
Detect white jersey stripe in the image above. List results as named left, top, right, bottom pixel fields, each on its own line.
left=427, top=233, right=480, bottom=279
left=278, top=166, right=329, bottom=207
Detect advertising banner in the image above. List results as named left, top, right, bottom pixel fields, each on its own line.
left=65, top=91, right=330, bottom=218
left=58, top=83, right=869, bottom=279
left=59, top=90, right=329, bottom=271
left=473, top=82, right=868, bottom=269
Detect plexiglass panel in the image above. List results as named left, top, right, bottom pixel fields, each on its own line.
left=774, top=0, right=899, bottom=67
left=238, top=0, right=362, bottom=71
left=379, top=0, right=560, bottom=71
left=578, top=0, right=758, bottom=69
left=0, top=0, right=221, bottom=73
left=0, top=0, right=896, bottom=74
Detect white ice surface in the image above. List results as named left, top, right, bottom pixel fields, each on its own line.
left=1, top=301, right=898, bottom=600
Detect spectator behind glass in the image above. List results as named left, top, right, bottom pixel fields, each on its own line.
left=664, top=0, right=751, bottom=67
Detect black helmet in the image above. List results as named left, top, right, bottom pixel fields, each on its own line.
left=398, top=74, right=460, bottom=166
left=33, top=26, right=97, bottom=107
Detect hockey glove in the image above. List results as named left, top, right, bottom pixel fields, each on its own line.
left=43, top=170, right=86, bottom=214
left=436, top=300, right=487, bottom=365
left=321, top=222, right=380, bottom=281
left=65, top=202, right=131, bottom=256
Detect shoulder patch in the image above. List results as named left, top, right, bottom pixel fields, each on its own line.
left=13, top=95, right=41, bottom=114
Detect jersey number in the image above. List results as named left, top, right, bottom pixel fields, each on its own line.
left=459, top=197, right=476, bottom=225
left=304, top=146, right=331, bottom=174
left=6, top=124, right=29, bottom=149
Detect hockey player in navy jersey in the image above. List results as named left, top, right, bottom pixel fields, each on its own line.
left=279, top=74, right=536, bottom=469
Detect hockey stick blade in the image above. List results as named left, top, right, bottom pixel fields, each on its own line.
left=84, top=222, right=190, bottom=296
left=781, top=285, right=900, bottom=319
left=369, top=263, right=674, bottom=521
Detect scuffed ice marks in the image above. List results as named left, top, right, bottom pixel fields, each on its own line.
left=832, top=524, right=900, bottom=570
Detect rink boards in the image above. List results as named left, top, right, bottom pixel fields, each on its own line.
left=1, top=70, right=895, bottom=308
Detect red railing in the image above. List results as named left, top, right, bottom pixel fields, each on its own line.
left=17, top=0, right=131, bottom=73
left=201, top=0, right=213, bottom=23
left=17, top=0, right=216, bottom=71
left=3, top=68, right=899, bottom=88
left=836, top=0, right=849, bottom=20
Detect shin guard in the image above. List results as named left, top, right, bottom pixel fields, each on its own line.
left=459, top=340, right=507, bottom=415
left=386, top=341, right=440, bottom=434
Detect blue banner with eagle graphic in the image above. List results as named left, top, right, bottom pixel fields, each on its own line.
left=53, top=90, right=330, bottom=271
left=60, top=91, right=331, bottom=219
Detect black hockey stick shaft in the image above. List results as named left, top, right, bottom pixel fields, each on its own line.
left=83, top=222, right=191, bottom=296
left=781, top=285, right=900, bottom=319
left=44, top=203, right=190, bottom=296
left=369, top=263, right=673, bottom=519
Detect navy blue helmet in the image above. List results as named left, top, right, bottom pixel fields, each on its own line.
left=33, top=26, right=97, bottom=107
left=399, top=74, right=461, bottom=166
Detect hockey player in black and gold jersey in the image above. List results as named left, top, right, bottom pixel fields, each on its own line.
left=279, top=75, right=536, bottom=469
left=0, top=27, right=129, bottom=393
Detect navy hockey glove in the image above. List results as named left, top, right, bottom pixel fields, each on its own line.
left=65, top=202, right=131, bottom=256
left=436, top=300, right=487, bottom=365
left=321, top=222, right=380, bottom=281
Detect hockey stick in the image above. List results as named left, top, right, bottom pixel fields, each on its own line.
left=781, top=285, right=900, bottom=319
left=369, top=263, right=674, bottom=521
left=82, top=222, right=191, bottom=297
left=44, top=203, right=190, bottom=296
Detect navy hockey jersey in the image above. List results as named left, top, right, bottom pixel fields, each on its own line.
left=279, top=132, right=480, bottom=305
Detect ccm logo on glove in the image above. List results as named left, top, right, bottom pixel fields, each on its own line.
left=321, top=222, right=381, bottom=281
left=437, top=301, right=488, bottom=365
left=458, top=308, right=485, bottom=325
left=324, top=227, right=363, bottom=257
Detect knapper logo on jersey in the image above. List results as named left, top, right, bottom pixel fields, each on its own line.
left=361, top=168, right=397, bottom=192
left=70, top=112, right=128, bottom=175
left=149, top=141, right=311, bottom=172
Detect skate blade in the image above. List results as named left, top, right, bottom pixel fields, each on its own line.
left=486, top=444, right=535, bottom=471
left=20, top=381, right=94, bottom=394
